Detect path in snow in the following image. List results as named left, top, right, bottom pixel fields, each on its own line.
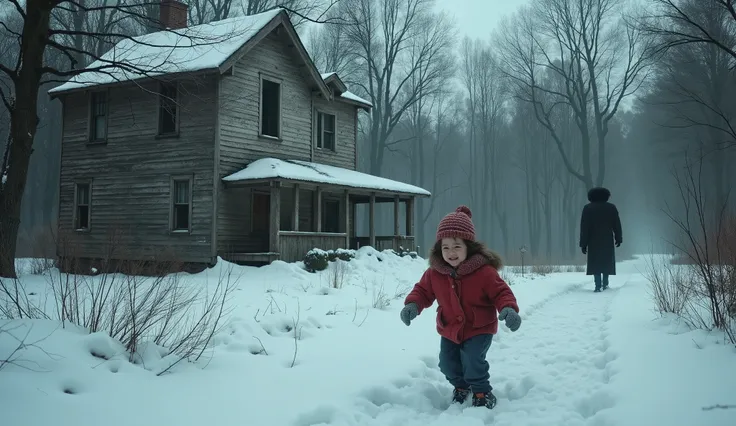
left=294, top=279, right=629, bottom=426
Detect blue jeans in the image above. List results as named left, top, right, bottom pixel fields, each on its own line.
left=438, top=334, right=494, bottom=394
left=594, top=273, right=609, bottom=289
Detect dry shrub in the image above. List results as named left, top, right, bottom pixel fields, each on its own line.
left=657, top=159, right=736, bottom=344
left=6, top=226, right=240, bottom=372
left=0, top=277, right=46, bottom=319
left=48, top=251, right=238, bottom=372
left=325, top=260, right=350, bottom=289
left=531, top=264, right=561, bottom=276
left=644, top=254, right=694, bottom=317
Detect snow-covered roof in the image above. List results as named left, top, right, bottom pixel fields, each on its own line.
left=341, top=91, right=372, bottom=107
left=49, top=9, right=283, bottom=94
left=319, top=71, right=372, bottom=108
left=222, top=158, right=430, bottom=196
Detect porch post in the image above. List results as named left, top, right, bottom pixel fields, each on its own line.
left=369, top=192, right=376, bottom=248
left=270, top=181, right=281, bottom=253
left=351, top=200, right=357, bottom=249
left=292, top=183, right=300, bottom=231
left=406, top=196, right=415, bottom=250
left=343, top=189, right=350, bottom=248
left=314, top=186, right=322, bottom=232
left=393, top=195, right=400, bottom=251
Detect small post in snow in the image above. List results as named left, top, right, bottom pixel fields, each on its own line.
left=519, top=245, right=527, bottom=277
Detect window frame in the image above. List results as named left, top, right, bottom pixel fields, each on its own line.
left=88, top=90, right=108, bottom=144
left=158, top=81, right=180, bottom=138
left=258, top=73, right=282, bottom=140
left=170, top=175, right=193, bottom=233
left=314, top=109, right=336, bottom=152
left=73, top=180, right=92, bottom=232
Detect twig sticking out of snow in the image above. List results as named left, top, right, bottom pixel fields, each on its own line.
left=702, top=404, right=736, bottom=411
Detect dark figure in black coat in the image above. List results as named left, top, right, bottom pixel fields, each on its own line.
left=579, top=187, right=622, bottom=292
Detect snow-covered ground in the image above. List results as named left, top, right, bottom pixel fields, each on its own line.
left=1, top=249, right=735, bottom=426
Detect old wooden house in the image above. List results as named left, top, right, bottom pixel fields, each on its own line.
left=48, top=1, right=430, bottom=269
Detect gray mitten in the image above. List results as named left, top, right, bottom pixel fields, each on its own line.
left=499, top=306, right=521, bottom=332
left=400, top=303, right=419, bottom=326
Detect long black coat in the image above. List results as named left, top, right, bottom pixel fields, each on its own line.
left=579, top=187, right=623, bottom=275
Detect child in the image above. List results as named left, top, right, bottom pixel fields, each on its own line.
left=400, top=205, right=521, bottom=409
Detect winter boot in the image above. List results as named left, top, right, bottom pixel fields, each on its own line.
left=452, top=388, right=470, bottom=404
left=472, top=392, right=497, bottom=409
left=594, top=287, right=601, bottom=292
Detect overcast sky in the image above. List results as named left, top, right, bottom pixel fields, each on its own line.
left=434, top=0, right=529, bottom=40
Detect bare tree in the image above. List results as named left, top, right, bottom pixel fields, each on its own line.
left=307, top=0, right=359, bottom=82
left=640, top=0, right=736, bottom=213
left=341, top=0, right=455, bottom=175
left=460, top=38, right=510, bottom=251
left=510, top=99, right=543, bottom=257
left=187, top=0, right=340, bottom=26
left=638, top=0, right=736, bottom=62
left=498, top=0, right=654, bottom=189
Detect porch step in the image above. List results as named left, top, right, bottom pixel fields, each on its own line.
left=222, top=252, right=281, bottom=263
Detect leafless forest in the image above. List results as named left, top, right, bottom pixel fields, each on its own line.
left=1, top=0, right=735, bottom=271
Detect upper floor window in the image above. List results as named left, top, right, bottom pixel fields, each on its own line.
left=171, top=176, right=191, bottom=232
left=75, top=182, right=91, bottom=231
left=159, top=82, right=178, bottom=136
left=315, top=111, right=336, bottom=151
left=260, top=76, right=281, bottom=138
left=90, top=91, right=107, bottom=142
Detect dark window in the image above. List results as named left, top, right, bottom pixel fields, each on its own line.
left=316, top=112, right=336, bottom=151
left=159, top=83, right=178, bottom=135
left=90, top=92, right=107, bottom=141
left=75, top=183, right=90, bottom=230
left=172, top=179, right=190, bottom=231
left=322, top=200, right=340, bottom=233
left=261, top=79, right=280, bottom=138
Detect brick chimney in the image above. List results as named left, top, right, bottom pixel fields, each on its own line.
left=160, top=0, right=188, bottom=30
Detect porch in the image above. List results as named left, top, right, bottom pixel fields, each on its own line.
left=218, top=158, right=429, bottom=264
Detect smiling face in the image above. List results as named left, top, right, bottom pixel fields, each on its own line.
left=441, top=237, right=467, bottom=267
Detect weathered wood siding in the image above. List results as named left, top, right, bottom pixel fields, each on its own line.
left=216, top=25, right=359, bottom=254
left=217, top=186, right=259, bottom=254
left=312, top=97, right=357, bottom=169
left=218, top=29, right=314, bottom=171
left=58, top=77, right=217, bottom=263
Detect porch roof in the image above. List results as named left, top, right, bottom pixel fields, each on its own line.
left=222, top=158, right=431, bottom=197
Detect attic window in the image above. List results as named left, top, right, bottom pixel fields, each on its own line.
left=260, top=77, right=281, bottom=138
left=158, top=82, right=178, bottom=136
left=316, top=111, right=335, bottom=151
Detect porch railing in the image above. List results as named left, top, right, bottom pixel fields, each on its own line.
left=278, top=232, right=417, bottom=263
left=279, top=231, right=348, bottom=263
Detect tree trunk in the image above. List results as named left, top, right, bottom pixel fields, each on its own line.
left=0, top=2, right=50, bottom=278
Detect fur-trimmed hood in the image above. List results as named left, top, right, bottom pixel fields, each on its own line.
left=429, top=248, right=503, bottom=277
left=588, top=187, right=611, bottom=203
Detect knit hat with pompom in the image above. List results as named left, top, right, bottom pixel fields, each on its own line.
left=436, top=205, right=475, bottom=242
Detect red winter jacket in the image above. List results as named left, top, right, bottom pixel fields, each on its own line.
left=404, top=252, right=519, bottom=344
